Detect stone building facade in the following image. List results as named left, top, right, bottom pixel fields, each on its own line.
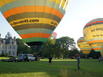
left=0, top=32, right=17, bottom=56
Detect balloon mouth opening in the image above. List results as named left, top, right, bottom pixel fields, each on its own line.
left=27, top=42, right=43, bottom=46
left=26, top=42, right=44, bottom=52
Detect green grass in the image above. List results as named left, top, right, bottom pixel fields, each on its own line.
left=0, top=57, right=9, bottom=60
left=0, top=59, right=103, bottom=77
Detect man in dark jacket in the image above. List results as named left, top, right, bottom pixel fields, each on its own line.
left=48, top=57, right=52, bottom=63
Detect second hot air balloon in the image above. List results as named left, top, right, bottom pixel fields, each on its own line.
left=77, top=37, right=91, bottom=55
left=83, top=18, right=103, bottom=56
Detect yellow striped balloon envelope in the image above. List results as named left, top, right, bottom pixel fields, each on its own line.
left=0, top=0, right=68, bottom=46
left=77, top=37, right=91, bottom=54
left=83, top=18, right=103, bottom=56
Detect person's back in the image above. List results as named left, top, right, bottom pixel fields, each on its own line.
left=48, top=57, right=52, bottom=63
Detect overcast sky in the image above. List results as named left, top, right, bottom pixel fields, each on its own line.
left=0, top=0, right=103, bottom=43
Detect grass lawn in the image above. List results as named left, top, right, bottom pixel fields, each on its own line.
left=0, top=57, right=9, bottom=60
left=0, top=59, right=103, bottom=77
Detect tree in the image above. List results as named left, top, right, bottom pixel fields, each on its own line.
left=55, top=36, right=76, bottom=58
left=39, top=36, right=77, bottom=58
left=68, top=48, right=80, bottom=58
left=16, top=38, right=33, bottom=55
left=41, top=36, right=76, bottom=58
left=41, top=38, right=56, bottom=58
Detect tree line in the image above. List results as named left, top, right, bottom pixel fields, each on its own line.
left=0, top=36, right=100, bottom=59
left=17, top=36, right=80, bottom=58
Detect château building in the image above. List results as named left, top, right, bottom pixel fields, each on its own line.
left=0, top=32, right=17, bottom=56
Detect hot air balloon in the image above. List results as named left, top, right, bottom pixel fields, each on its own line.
left=77, top=37, right=91, bottom=55
left=0, top=0, right=68, bottom=48
left=83, top=18, right=103, bottom=56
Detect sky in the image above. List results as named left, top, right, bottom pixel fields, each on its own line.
left=0, top=0, right=103, bottom=44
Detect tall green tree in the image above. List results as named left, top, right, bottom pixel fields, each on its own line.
left=16, top=38, right=33, bottom=54
left=55, top=36, right=75, bottom=58
left=41, top=38, right=56, bottom=58
left=41, top=36, right=76, bottom=58
left=68, top=48, right=80, bottom=58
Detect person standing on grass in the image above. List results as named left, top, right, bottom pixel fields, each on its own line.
left=48, top=56, right=52, bottom=63
left=75, top=54, right=80, bottom=70
left=98, top=56, right=103, bottom=62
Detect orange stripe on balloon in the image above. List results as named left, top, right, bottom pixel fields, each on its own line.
left=88, top=40, right=103, bottom=44
left=86, top=21, right=103, bottom=26
left=92, top=48, right=102, bottom=50
left=78, top=40, right=84, bottom=42
left=20, top=33, right=51, bottom=39
left=3, top=6, right=63, bottom=18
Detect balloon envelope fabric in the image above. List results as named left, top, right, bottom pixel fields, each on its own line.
left=77, top=37, right=91, bottom=54
left=0, top=0, right=68, bottom=46
left=84, top=18, right=103, bottom=56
